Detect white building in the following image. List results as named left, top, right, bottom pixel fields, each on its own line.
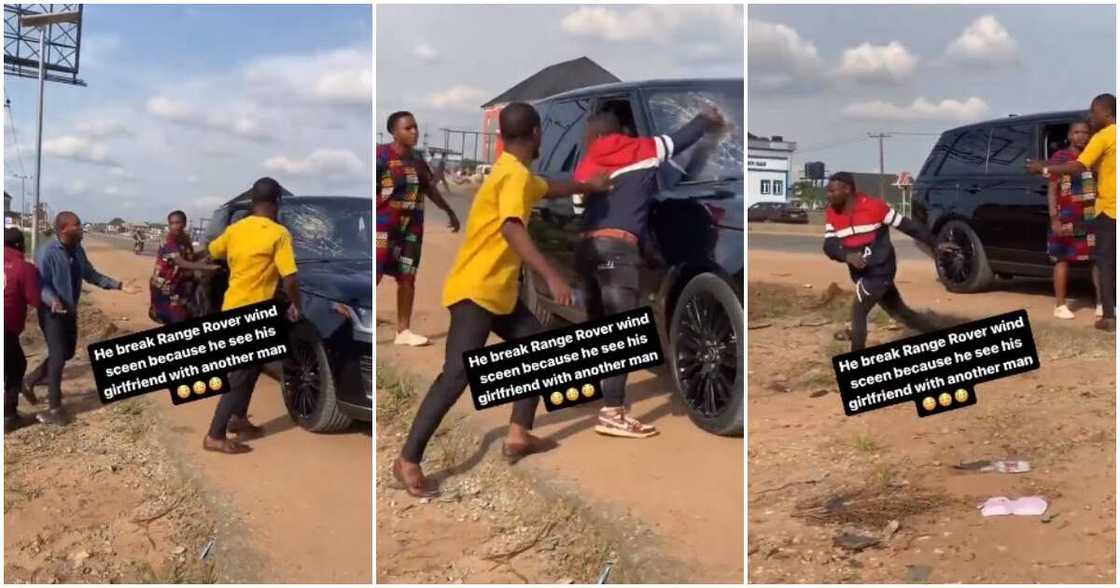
left=747, top=133, right=796, bottom=206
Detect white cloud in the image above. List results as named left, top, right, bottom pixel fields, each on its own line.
left=41, top=136, right=118, bottom=166
left=76, top=119, right=132, bottom=139
left=838, top=42, right=918, bottom=83
left=147, top=97, right=194, bottom=122
left=264, top=148, right=366, bottom=178
left=82, top=35, right=122, bottom=68
left=748, top=19, right=826, bottom=94
left=944, top=15, right=1019, bottom=67
left=244, top=48, right=372, bottom=108
left=414, top=43, right=439, bottom=63
left=842, top=97, right=990, bottom=121
left=428, top=85, right=488, bottom=111
left=110, top=167, right=137, bottom=182
left=561, top=5, right=741, bottom=44
left=147, top=96, right=270, bottom=141
left=187, top=175, right=200, bottom=185
left=103, top=186, right=120, bottom=195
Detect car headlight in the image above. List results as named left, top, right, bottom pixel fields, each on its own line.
left=332, top=303, right=373, bottom=336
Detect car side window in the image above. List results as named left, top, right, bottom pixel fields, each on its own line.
left=937, top=128, right=991, bottom=177
left=986, top=124, right=1032, bottom=174
left=538, top=98, right=590, bottom=178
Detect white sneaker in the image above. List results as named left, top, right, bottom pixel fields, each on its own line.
left=1096, top=305, right=1104, bottom=318
left=394, top=329, right=430, bottom=347
left=1054, top=305, right=1075, bottom=320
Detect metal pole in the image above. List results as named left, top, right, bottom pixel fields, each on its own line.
left=878, top=134, right=885, bottom=200
left=31, top=24, right=46, bottom=254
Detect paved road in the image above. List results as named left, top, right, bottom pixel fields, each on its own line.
left=748, top=230, right=926, bottom=259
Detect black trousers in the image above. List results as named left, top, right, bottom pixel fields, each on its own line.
left=207, top=364, right=261, bottom=439
left=575, top=237, right=642, bottom=407
left=1095, top=214, right=1116, bottom=320
left=401, top=299, right=543, bottom=463
left=850, top=277, right=939, bottom=352
left=25, top=310, right=78, bottom=410
left=5, top=331, right=27, bottom=417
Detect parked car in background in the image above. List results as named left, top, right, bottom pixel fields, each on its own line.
left=196, top=194, right=373, bottom=432
left=747, top=201, right=809, bottom=224
left=912, top=110, right=1091, bottom=293
left=521, top=78, right=744, bottom=436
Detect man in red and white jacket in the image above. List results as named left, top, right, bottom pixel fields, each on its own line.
left=822, top=172, right=956, bottom=351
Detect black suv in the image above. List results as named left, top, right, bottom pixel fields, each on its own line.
left=520, top=78, right=744, bottom=436
left=913, top=110, right=1092, bottom=292
left=196, top=194, right=373, bottom=432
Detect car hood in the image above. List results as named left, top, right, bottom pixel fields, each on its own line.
left=658, top=179, right=744, bottom=229
left=297, top=259, right=373, bottom=307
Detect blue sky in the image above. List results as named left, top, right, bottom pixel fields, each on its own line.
left=749, top=4, right=1116, bottom=179
left=377, top=5, right=743, bottom=145
left=4, top=4, right=372, bottom=223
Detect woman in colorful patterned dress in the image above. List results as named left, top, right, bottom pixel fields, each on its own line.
left=377, top=111, right=460, bottom=346
left=149, top=210, right=219, bottom=325
left=1048, top=121, right=1100, bottom=319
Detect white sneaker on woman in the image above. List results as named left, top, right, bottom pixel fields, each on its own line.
left=1097, top=304, right=1104, bottom=318
left=1054, top=305, right=1075, bottom=320
left=394, top=329, right=430, bottom=347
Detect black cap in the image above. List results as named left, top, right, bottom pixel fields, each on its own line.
left=250, top=177, right=283, bottom=204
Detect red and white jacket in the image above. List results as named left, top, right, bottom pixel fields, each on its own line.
left=823, top=192, right=936, bottom=280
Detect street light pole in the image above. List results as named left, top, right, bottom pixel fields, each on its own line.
left=31, top=23, right=45, bottom=254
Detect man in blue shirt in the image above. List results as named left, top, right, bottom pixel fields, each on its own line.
left=25, top=211, right=139, bottom=425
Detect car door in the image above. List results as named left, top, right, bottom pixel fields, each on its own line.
left=937, top=127, right=997, bottom=245
left=982, top=122, right=1041, bottom=265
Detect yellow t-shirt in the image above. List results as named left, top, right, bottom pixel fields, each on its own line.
left=441, top=151, right=549, bottom=314
left=1078, top=123, right=1116, bottom=219
left=208, top=215, right=298, bottom=311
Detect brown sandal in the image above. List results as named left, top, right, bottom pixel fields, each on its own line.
left=202, top=437, right=252, bottom=454
left=391, top=459, right=439, bottom=498
left=227, top=416, right=264, bottom=439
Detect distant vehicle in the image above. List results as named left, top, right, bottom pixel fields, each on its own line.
left=521, top=78, right=744, bottom=436
left=913, top=109, right=1092, bottom=293
left=747, top=201, right=809, bottom=224
left=471, top=164, right=493, bottom=182
left=197, top=195, right=373, bottom=432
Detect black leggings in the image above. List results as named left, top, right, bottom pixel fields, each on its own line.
left=25, top=310, right=78, bottom=410
left=575, top=237, right=642, bottom=407
left=207, top=365, right=261, bottom=439
left=401, top=299, right=543, bottom=463
left=850, top=278, right=939, bottom=351
left=5, top=331, right=27, bottom=417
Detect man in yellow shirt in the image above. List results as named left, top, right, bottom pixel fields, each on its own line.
left=393, top=103, right=609, bottom=497
left=1028, top=93, right=1116, bottom=331
left=203, top=177, right=303, bottom=454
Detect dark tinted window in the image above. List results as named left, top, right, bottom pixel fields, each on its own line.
left=937, top=128, right=990, bottom=176
left=538, top=98, right=590, bottom=177
left=986, top=124, right=1032, bottom=174
left=919, top=136, right=949, bottom=177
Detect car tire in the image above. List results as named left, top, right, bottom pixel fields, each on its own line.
left=520, top=268, right=558, bottom=329
left=669, top=272, right=743, bottom=436
left=281, top=321, right=353, bottom=433
left=935, top=220, right=994, bottom=293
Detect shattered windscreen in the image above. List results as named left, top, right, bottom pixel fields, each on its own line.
left=646, top=84, right=744, bottom=184
left=279, top=200, right=373, bottom=262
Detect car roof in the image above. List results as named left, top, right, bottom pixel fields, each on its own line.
left=941, top=109, right=1090, bottom=135
left=534, top=78, right=742, bottom=104
left=221, top=195, right=370, bottom=210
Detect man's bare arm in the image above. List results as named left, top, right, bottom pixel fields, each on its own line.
left=282, top=274, right=302, bottom=318
left=544, top=174, right=610, bottom=199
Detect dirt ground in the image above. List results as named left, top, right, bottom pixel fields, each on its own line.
left=747, top=250, right=1116, bottom=583
left=5, top=237, right=372, bottom=583
left=375, top=184, right=744, bottom=583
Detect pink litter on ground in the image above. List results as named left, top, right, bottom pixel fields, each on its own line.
left=978, top=496, right=1048, bottom=517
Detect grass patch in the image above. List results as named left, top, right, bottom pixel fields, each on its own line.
left=114, top=398, right=145, bottom=417
left=376, top=361, right=418, bottom=424
left=792, top=479, right=946, bottom=528
left=852, top=434, right=881, bottom=455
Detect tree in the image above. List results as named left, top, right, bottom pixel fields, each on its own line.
left=108, top=217, right=125, bottom=226
left=791, top=181, right=827, bottom=209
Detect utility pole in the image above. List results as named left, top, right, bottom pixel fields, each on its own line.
left=867, top=132, right=891, bottom=200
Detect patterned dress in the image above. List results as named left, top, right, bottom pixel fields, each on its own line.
left=376, top=143, right=432, bottom=279
left=1047, top=148, right=1097, bottom=262
left=149, top=234, right=199, bottom=324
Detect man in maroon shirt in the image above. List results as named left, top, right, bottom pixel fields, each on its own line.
left=4, top=228, right=42, bottom=433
